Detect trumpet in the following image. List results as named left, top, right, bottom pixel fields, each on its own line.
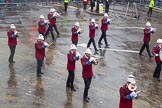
left=89, top=57, right=98, bottom=65
left=128, top=83, right=137, bottom=92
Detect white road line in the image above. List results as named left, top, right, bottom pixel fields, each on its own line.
left=78, top=43, right=139, bottom=53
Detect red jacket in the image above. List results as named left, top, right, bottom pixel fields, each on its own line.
left=143, top=27, right=151, bottom=42
left=7, top=30, right=17, bottom=46
left=89, top=23, right=96, bottom=38
left=101, top=18, right=109, bottom=31
left=67, top=51, right=77, bottom=71
left=119, top=84, right=132, bottom=108
left=83, top=0, right=88, bottom=4
left=38, top=20, right=46, bottom=33
left=152, top=45, right=161, bottom=63
left=35, top=40, right=45, bottom=59
left=81, top=55, right=93, bottom=78
left=48, top=13, right=56, bottom=26
left=71, top=27, right=79, bottom=42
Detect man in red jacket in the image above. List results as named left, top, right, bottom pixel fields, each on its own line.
left=38, top=14, right=48, bottom=40
left=35, top=34, right=49, bottom=77
left=98, top=13, right=110, bottom=48
left=152, top=38, right=162, bottom=81
left=7, top=24, right=18, bottom=64
left=87, top=18, right=98, bottom=55
left=119, top=74, right=138, bottom=108
left=71, top=22, right=83, bottom=46
left=66, top=44, right=80, bottom=91
left=81, top=48, right=98, bottom=102
left=139, top=21, right=155, bottom=58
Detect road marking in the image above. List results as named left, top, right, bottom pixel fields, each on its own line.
left=113, top=26, right=144, bottom=30
left=78, top=43, right=139, bottom=53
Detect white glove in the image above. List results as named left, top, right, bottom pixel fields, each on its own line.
left=95, top=23, right=98, bottom=27
left=155, top=54, right=159, bottom=56
left=44, top=42, right=49, bottom=46
left=76, top=52, right=81, bottom=57
left=44, top=20, right=48, bottom=23
left=107, top=18, right=111, bottom=22
left=89, top=57, right=96, bottom=62
left=130, top=91, right=137, bottom=98
left=14, top=31, right=18, bottom=35
left=77, top=28, right=81, bottom=33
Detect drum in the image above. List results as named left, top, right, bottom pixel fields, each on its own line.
left=159, top=49, right=162, bottom=61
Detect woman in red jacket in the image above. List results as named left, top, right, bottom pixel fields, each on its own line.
left=87, top=18, right=98, bottom=55
left=139, top=21, right=155, bottom=58
left=35, top=34, right=49, bottom=77
left=81, top=48, right=98, bottom=102
left=38, top=14, right=48, bottom=40
left=98, top=13, right=110, bottom=48
left=66, top=44, right=80, bottom=91
left=152, top=38, right=162, bottom=81
left=119, top=74, right=138, bottom=108
left=7, top=24, right=18, bottom=64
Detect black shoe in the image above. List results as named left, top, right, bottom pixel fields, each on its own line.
left=83, top=98, right=89, bottom=103
left=157, top=78, right=161, bottom=82
left=9, top=61, right=16, bottom=64
left=149, top=56, right=153, bottom=58
left=37, top=74, right=41, bottom=77
left=98, top=43, right=103, bottom=45
left=57, top=33, right=60, bottom=38
left=105, top=45, right=109, bottom=48
left=71, top=87, right=76, bottom=92
left=40, top=72, right=44, bottom=74
left=66, top=85, right=71, bottom=88
left=139, top=53, right=144, bottom=56
left=94, top=51, right=98, bottom=55
left=87, top=97, right=90, bottom=100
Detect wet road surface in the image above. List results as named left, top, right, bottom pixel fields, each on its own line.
left=0, top=3, right=162, bottom=108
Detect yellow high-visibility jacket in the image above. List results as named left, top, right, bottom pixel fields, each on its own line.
left=64, top=0, right=69, bottom=3
left=149, top=0, right=154, bottom=8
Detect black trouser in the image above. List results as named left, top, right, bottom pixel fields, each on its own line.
left=139, top=41, right=152, bottom=57
left=83, top=78, right=92, bottom=99
left=9, top=46, right=16, bottom=62
left=66, top=71, right=75, bottom=88
left=72, top=41, right=78, bottom=47
left=83, top=3, right=87, bottom=10
left=52, top=23, right=59, bottom=35
left=147, top=7, right=153, bottom=17
left=87, top=38, right=98, bottom=52
left=98, top=30, right=108, bottom=46
left=153, top=62, right=162, bottom=79
left=105, top=4, right=109, bottom=13
left=64, top=3, right=68, bottom=12
left=45, top=25, right=55, bottom=40
left=37, top=59, right=44, bottom=75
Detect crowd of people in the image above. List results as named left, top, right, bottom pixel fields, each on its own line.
left=6, top=2, right=162, bottom=107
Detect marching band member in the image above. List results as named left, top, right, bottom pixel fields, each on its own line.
left=71, top=22, right=83, bottom=46
left=87, top=18, right=98, bottom=55
left=152, top=38, right=162, bottom=81
left=66, top=44, right=80, bottom=91
left=98, top=13, right=110, bottom=48
left=45, top=8, right=56, bottom=41
left=52, top=9, right=60, bottom=38
left=35, top=34, right=49, bottom=77
left=139, top=21, right=155, bottom=58
left=81, top=48, right=98, bottom=103
left=119, top=74, right=139, bottom=108
left=38, top=14, right=48, bottom=40
left=7, top=24, right=19, bottom=64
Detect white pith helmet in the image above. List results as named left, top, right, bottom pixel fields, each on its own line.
left=91, top=18, right=96, bottom=23
left=37, top=34, right=44, bottom=40
left=10, top=24, right=16, bottom=29
left=70, top=44, right=77, bottom=50
left=50, top=8, right=55, bottom=12
left=85, top=48, right=92, bottom=55
left=127, top=74, right=136, bottom=84
left=104, top=13, right=108, bottom=17
left=156, top=38, right=162, bottom=44
left=146, top=21, right=151, bottom=27
left=74, top=22, right=80, bottom=27
left=40, top=14, right=45, bottom=19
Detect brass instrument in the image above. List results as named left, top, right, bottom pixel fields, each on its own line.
left=128, top=83, right=137, bottom=92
